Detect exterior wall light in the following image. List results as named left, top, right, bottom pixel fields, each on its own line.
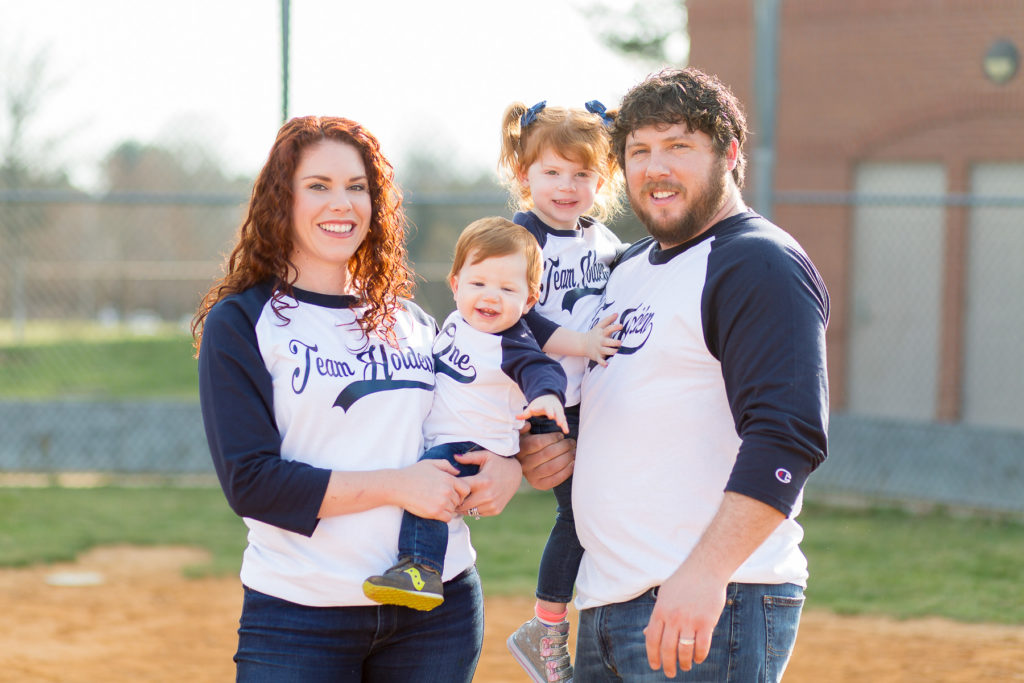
left=983, top=39, right=1020, bottom=84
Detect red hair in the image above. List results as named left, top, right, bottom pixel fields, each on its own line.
left=498, top=102, right=623, bottom=222
left=449, top=217, right=543, bottom=301
left=192, top=116, right=412, bottom=353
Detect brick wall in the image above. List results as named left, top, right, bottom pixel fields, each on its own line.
left=688, top=0, right=1024, bottom=414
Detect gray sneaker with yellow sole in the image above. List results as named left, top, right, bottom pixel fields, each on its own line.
left=362, top=558, right=443, bottom=611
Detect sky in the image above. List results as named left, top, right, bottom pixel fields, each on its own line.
left=1, top=0, right=688, bottom=191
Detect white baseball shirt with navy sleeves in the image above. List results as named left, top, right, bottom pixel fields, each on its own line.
left=198, top=282, right=462, bottom=607
left=574, top=211, right=830, bottom=610
left=515, top=210, right=623, bottom=407
left=424, top=310, right=567, bottom=456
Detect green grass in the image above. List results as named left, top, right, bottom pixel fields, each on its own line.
left=5, top=329, right=1020, bottom=624
left=0, top=486, right=1022, bottom=624
left=472, top=488, right=562, bottom=595
left=800, top=502, right=1024, bottom=622
left=0, top=333, right=198, bottom=399
left=0, top=485, right=245, bottom=577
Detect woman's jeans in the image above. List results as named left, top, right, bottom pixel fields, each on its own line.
left=530, top=405, right=584, bottom=604
left=575, top=582, right=804, bottom=682
left=235, top=567, right=484, bottom=682
left=397, top=440, right=480, bottom=573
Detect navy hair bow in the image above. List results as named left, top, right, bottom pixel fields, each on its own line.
left=585, top=100, right=614, bottom=127
left=520, top=100, right=547, bottom=128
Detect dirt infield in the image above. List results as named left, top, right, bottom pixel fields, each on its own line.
left=2, top=546, right=1022, bottom=682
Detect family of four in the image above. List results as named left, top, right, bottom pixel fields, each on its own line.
left=193, top=67, right=830, bottom=682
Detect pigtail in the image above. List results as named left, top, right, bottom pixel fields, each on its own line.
left=498, top=102, right=528, bottom=179
left=602, top=107, right=622, bottom=176
left=498, top=102, right=531, bottom=208
left=599, top=106, right=620, bottom=170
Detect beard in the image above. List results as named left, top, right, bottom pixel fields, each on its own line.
left=627, top=155, right=729, bottom=248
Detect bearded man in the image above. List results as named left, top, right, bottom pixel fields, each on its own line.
left=519, top=67, right=831, bottom=682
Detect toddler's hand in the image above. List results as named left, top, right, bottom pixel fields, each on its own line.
left=517, top=394, right=569, bottom=434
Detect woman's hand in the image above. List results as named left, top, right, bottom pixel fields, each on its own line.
left=318, top=461, right=469, bottom=521
left=395, top=459, right=471, bottom=522
left=516, top=429, right=575, bottom=491
left=454, top=450, right=522, bottom=517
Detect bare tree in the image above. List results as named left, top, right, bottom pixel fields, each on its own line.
left=0, top=42, right=68, bottom=187
left=0, top=42, right=71, bottom=341
left=583, top=0, right=689, bottom=65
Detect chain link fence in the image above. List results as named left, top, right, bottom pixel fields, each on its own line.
left=777, top=185, right=1024, bottom=516
left=1, top=180, right=1022, bottom=515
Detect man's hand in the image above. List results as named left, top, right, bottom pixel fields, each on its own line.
left=643, top=492, right=786, bottom=676
left=644, top=564, right=726, bottom=676
left=516, top=428, right=574, bottom=490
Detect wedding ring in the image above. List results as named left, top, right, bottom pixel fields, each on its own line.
left=468, top=507, right=481, bottom=520
left=678, top=637, right=695, bottom=646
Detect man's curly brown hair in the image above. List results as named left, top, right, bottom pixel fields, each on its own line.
left=611, top=67, right=748, bottom=188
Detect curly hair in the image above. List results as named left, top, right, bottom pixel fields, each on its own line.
left=498, top=102, right=623, bottom=223
left=612, top=68, right=748, bottom=188
left=192, top=116, right=412, bottom=354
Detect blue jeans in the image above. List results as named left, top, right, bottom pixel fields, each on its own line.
left=235, top=567, right=484, bottom=682
left=575, top=582, right=804, bottom=682
left=397, top=440, right=480, bottom=573
left=530, top=405, right=583, bottom=604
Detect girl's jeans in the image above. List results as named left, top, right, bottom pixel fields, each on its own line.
left=530, top=404, right=583, bottom=604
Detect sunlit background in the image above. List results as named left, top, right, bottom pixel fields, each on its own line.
left=0, top=0, right=685, bottom=189
left=1, top=0, right=1022, bottom=520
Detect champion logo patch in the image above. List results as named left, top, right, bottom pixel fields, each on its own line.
left=775, top=468, right=793, bottom=484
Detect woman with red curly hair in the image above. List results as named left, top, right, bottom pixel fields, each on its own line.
left=193, top=116, right=521, bottom=681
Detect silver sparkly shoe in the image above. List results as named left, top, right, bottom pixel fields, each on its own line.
left=507, top=617, right=573, bottom=682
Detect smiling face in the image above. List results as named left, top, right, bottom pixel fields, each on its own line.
left=289, top=139, right=372, bottom=294
left=624, top=123, right=734, bottom=249
left=521, top=148, right=602, bottom=230
left=450, top=250, right=536, bottom=334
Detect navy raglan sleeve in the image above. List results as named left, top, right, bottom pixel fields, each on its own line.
left=513, top=210, right=548, bottom=248
left=702, top=235, right=830, bottom=516
left=522, top=309, right=559, bottom=347
left=198, top=293, right=331, bottom=536
left=498, top=321, right=567, bottom=404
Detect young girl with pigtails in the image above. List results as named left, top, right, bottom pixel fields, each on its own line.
left=500, top=99, right=626, bottom=683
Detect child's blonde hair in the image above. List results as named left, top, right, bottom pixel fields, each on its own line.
left=449, top=217, right=543, bottom=302
left=498, top=102, right=623, bottom=223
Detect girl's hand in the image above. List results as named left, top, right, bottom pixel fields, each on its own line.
left=584, top=313, right=623, bottom=366
left=396, top=459, right=470, bottom=522
left=454, top=450, right=522, bottom=517
left=517, top=395, right=569, bottom=434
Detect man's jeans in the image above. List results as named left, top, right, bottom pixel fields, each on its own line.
left=576, top=582, right=804, bottom=682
